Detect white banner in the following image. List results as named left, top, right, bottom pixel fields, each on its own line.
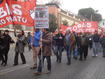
left=35, top=6, right=49, bottom=28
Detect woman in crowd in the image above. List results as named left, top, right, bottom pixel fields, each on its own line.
left=13, top=30, right=26, bottom=66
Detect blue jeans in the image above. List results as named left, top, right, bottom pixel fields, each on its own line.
left=55, top=46, right=64, bottom=62
left=93, top=42, right=99, bottom=56
left=102, top=47, right=105, bottom=56
left=65, top=45, right=71, bottom=64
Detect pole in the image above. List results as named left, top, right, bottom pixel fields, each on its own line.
left=40, top=29, right=44, bottom=72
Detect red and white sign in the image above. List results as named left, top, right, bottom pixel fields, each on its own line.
left=67, top=21, right=98, bottom=33
left=0, top=0, right=36, bottom=28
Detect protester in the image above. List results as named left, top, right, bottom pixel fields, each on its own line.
left=2, top=30, right=14, bottom=66
left=100, top=33, right=105, bottom=57
left=75, top=33, right=81, bottom=58
left=34, top=29, right=52, bottom=75
left=27, top=32, right=32, bottom=51
left=31, top=29, right=41, bottom=69
left=13, top=30, right=26, bottom=66
left=53, top=30, right=64, bottom=63
left=0, top=30, right=5, bottom=65
left=70, top=32, right=76, bottom=59
left=64, top=30, right=71, bottom=65
left=92, top=31, right=100, bottom=57
left=79, top=34, right=89, bottom=61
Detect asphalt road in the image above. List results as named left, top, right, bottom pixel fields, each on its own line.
left=0, top=45, right=105, bottom=79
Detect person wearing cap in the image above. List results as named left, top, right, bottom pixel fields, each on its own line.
left=2, top=30, right=14, bottom=66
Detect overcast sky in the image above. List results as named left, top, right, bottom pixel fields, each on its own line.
left=37, top=0, right=105, bottom=19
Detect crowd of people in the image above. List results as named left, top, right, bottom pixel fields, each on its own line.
left=0, top=29, right=105, bottom=75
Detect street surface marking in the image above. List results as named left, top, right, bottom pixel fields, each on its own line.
left=0, top=64, right=30, bottom=75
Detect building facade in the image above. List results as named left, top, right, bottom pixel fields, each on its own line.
left=47, top=3, right=88, bottom=29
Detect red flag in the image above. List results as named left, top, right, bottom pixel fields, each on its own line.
left=6, top=0, right=36, bottom=27
left=0, top=0, right=13, bottom=27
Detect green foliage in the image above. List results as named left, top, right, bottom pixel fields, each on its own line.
left=78, top=8, right=102, bottom=22
left=49, top=14, right=58, bottom=32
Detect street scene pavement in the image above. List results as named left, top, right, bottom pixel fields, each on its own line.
left=0, top=45, right=105, bottom=79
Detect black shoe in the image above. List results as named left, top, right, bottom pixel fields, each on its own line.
left=22, top=62, right=26, bottom=64
left=13, top=64, right=18, bottom=66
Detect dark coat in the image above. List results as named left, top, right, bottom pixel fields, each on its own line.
left=80, top=35, right=89, bottom=47
left=0, top=35, right=5, bottom=53
left=92, top=33, right=100, bottom=42
left=53, top=33, right=64, bottom=46
left=100, top=37, right=105, bottom=47
left=15, top=34, right=26, bottom=53
left=3, top=34, right=12, bottom=50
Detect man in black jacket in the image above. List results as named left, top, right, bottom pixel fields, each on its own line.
left=2, top=30, right=14, bottom=66
left=53, top=30, right=64, bottom=63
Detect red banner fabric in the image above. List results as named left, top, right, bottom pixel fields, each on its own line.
left=0, top=0, right=12, bottom=27
left=7, top=0, right=36, bottom=27
left=67, top=21, right=98, bottom=33
left=60, top=25, right=69, bottom=34
left=0, top=0, right=36, bottom=27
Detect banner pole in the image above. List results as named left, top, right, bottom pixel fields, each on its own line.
left=40, top=28, right=44, bottom=72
